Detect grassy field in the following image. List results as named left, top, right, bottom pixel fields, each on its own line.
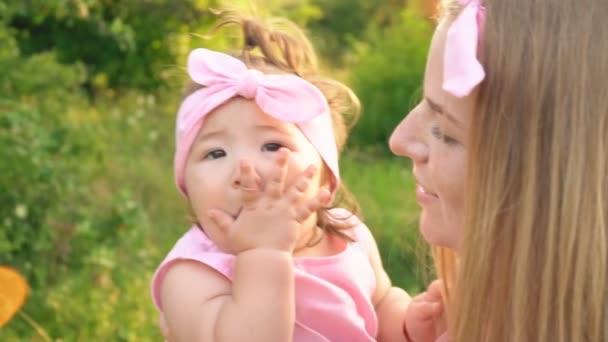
left=341, top=150, right=430, bottom=292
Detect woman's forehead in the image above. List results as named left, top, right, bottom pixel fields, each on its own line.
left=424, top=25, right=475, bottom=128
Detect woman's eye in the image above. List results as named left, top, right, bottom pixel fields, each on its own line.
left=204, top=149, right=226, bottom=159
left=431, top=126, right=459, bottom=146
left=261, top=142, right=284, bottom=152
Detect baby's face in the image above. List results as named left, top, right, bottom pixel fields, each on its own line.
left=183, top=97, right=327, bottom=251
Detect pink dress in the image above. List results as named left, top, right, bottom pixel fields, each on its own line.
left=151, top=212, right=379, bottom=341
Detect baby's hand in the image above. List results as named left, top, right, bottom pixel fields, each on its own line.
left=208, top=148, right=331, bottom=254
left=404, top=280, right=445, bottom=342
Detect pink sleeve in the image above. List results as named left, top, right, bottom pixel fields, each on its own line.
left=353, top=221, right=377, bottom=252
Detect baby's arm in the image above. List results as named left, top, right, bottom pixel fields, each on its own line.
left=160, top=251, right=294, bottom=342
left=159, top=149, right=329, bottom=342
left=368, top=233, right=445, bottom=342
left=362, top=228, right=412, bottom=341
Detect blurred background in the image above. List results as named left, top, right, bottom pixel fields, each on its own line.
left=1, top=0, right=437, bottom=340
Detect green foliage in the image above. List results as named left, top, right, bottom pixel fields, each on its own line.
left=341, top=152, right=430, bottom=293
left=0, top=0, right=434, bottom=339
left=0, top=34, right=90, bottom=289
left=8, top=0, right=219, bottom=91
left=0, top=88, right=177, bottom=340
left=308, top=0, right=409, bottom=63
left=1, top=8, right=175, bottom=338
left=6, top=0, right=327, bottom=92
left=349, top=8, right=433, bottom=148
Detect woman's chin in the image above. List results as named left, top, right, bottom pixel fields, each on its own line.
left=419, top=210, right=457, bottom=249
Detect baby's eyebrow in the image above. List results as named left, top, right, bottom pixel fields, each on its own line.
left=425, top=96, right=462, bottom=126
left=255, top=124, right=294, bottom=135
left=196, top=129, right=225, bottom=143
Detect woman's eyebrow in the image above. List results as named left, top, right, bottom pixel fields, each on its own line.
left=425, top=96, right=462, bottom=126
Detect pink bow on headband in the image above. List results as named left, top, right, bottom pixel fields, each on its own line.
left=174, top=48, right=339, bottom=198
left=179, top=48, right=329, bottom=130
left=443, top=0, right=486, bottom=97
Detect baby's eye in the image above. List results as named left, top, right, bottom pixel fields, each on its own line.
left=204, top=149, right=226, bottom=159
left=261, top=142, right=284, bottom=152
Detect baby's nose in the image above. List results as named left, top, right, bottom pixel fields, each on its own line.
left=231, top=164, right=242, bottom=189
left=230, top=159, right=263, bottom=189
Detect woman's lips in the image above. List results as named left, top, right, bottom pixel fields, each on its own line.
left=416, top=183, right=439, bottom=204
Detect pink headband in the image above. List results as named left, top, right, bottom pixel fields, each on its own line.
left=443, top=0, right=486, bottom=97
left=174, top=48, right=339, bottom=198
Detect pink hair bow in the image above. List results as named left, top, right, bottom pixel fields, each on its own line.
left=443, top=0, right=486, bottom=97
left=174, top=48, right=339, bottom=197
left=182, top=48, right=330, bottom=127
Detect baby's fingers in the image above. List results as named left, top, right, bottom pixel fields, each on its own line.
left=425, top=280, right=444, bottom=302
left=239, top=160, right=261, bottom=206
left=408, top=301, right=443, bottom=321
left=295, top=187, right=331, bottom=222
left=266, top=148, right=290, bottom=198
left=285, top=165, right=317, bottom=203
left=208, top=209, right=234, bottom=232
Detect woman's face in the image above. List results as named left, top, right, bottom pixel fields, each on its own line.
left=389, top=22, right=477, bottom=250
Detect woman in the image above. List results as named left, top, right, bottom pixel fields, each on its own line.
left=390, top=0, right=607, bottom=341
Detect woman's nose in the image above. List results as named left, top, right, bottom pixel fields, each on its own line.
left=389, top=107, right=429, bottom=163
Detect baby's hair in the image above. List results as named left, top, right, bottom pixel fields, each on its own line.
left=437, top=0, right=464, bottom=23
left=185, top=10, right=363, bottom=243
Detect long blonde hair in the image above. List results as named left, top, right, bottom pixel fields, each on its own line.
left=437, top=0, right=608, bottom=341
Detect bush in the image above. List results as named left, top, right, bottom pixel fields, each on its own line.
left=0, top=17, right=171, bottom=339
left=0, top=91, right=172, bottom=340
left=0, top=44, right=89, bottom=286
left=348, top=8, right=433, bottom=149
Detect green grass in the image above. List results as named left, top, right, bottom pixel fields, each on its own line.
left=341, top=150, right=430, bottom=293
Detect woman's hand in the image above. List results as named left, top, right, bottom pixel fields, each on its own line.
left=404, top=280, right=445, bottom=342
left=208, top=148, right=331, bottom=254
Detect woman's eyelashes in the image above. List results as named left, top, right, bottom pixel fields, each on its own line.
left=431, top=125, right=459, bottom=146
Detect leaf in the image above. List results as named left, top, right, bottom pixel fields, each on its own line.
left=0, top=266, right=29, bottom=327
